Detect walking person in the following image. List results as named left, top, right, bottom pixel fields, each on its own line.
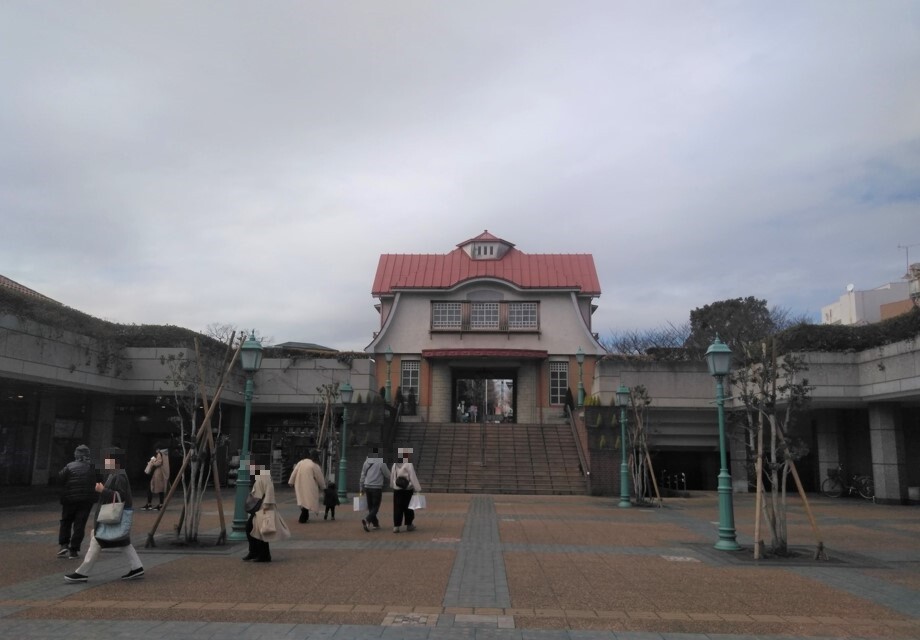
left=390, top=447, right=421, bottom=533
left=359, top=448, right=389, bottom=531
left=65, top=448, right=144, bottom=582
left=142, top=444, right=170, bottom=510
left=288, top=451, right=326, bottom=523
left=245, top=465, right=289, bottom=563
left=57, top=444, right=96, bottom=559
left=323, top=481, right=340, bottom=520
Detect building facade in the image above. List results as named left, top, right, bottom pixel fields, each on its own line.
left=821, top=281, right=910, bottom=326
left=366, top=231, right=606, bottom=424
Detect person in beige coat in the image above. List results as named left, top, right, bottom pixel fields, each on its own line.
left=390, top=448, right=422, bottom=533
left=245, top=465, right=289, bottom=563
left=143, top=446, right=170, bottom=510
left=288, top=451, right=326, bottom=523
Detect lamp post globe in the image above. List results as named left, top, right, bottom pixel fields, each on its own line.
left=230, top=330, right=263, bottom=541
left=337, top=382, right=354, bottom=503
left=616, top=384, right=631, bottom=508
left=705, top=336, right=740, bottom=551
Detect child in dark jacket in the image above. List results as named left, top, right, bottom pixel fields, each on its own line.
left=324, top=482, right=340, bottom=520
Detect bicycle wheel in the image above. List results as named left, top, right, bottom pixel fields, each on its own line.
left=821, top=477, right=843, bottom=498
left=857, top=476, right=874, bottom=500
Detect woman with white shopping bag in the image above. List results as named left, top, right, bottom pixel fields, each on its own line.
left=65, top=448, right=144, bottom=583
left=245, top=465, right=290, bottom=563
left=389, top=447, right=422, bottom=533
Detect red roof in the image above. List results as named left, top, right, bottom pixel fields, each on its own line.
left=372, top=242, right=601, bottom=296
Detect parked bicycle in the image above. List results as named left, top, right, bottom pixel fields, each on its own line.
left=820, top=464, right=874, bottom=500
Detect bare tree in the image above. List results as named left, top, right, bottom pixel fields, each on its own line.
left=626, top=385, right=656, bottom=504
left=731, top=343, right=814, bottom=556
left=601, top=322, right=691, bottom=357
left=157, top=337, right=231, bottom=543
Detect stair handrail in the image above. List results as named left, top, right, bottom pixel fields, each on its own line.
left=566, top=405, right=592, bottom=495
left=382, top=401, right=403, bottom=454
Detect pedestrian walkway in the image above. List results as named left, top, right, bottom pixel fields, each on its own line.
left=0, top=488, right=917, bottom=639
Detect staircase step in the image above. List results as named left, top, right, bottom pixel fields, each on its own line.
left=394, top=421, right=587, bottom=495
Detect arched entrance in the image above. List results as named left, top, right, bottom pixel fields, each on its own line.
left=451, top=369, right=516, bottom=423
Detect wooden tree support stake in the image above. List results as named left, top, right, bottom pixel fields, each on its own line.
left=145, top=334, right=241, bottom=548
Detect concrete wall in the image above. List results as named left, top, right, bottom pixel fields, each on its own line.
left=802, top=337, right=920, bottom=405
left=0, top=314, right=378, bottom=406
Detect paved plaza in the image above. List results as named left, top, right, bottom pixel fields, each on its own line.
left=0, top=487, right=917, bottom=639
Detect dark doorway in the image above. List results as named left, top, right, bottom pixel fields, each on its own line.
left=452, top=370, right=516, bottom=423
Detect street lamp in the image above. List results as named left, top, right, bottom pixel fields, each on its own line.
left=705, top=336, right=740, bottom=551
left=230, top=330, right=263, bottom=541
left=384, top=346, right=393, bottom=404
left=616, top=384, right=631, bottom=508
left=336, top=381, right=354, bottom=503
left=576, top=347, right=585, bottom=407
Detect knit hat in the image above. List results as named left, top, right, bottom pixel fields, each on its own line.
left=74, top=445, right=91, bottom=460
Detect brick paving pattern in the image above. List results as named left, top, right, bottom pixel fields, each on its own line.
left=0, top=488, right=917, bottom=638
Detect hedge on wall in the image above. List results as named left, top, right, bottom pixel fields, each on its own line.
left=777, top=307, right=920, bottom=353
left=0, top=286, right=223, bottom=350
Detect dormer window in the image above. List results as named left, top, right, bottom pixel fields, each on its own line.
left=474, top=243, right=497, bottom=258
left=458, top=230, right=514, bottom=261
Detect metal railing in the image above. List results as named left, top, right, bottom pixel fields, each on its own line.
left=566, top=405, right=591, bottom=495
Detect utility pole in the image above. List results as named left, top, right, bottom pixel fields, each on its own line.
left=898, top=243, right=920, bottom=277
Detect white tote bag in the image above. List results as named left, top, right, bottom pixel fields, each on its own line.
left=353, top=495, right=367, bottom=511
left=408, top=494, right=426, bottom=510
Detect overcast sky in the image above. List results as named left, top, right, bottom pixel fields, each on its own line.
left=2, top=1, right=919, bottom=350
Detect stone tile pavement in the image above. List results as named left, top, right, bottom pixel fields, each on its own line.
left=0, top=486, right=917, bottom=639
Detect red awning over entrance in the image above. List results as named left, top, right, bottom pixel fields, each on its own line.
left=421, top=349, right=548, bottom=359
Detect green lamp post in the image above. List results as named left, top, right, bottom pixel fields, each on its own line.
left=616, top=384, right=632, bottom=508
left=384, top=346, right=393, bottom=404
left=705, top=336, right=740, bottom=551
left=230, top=330, right=263, bottom=541
left=336, top=381, right=354, bottom=503
left=576, top=347, right=585, bottom=407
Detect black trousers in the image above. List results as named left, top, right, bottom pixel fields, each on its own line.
left=245, top=513, right=271, bottom=561
left=59, top=501, right=93, bottom=552
left=365, top=487, right=383, bottom=527
left=393, top=489, right=415, bottom=527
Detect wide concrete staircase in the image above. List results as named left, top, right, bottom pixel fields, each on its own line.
left=394, top=422, right=587, bottom=494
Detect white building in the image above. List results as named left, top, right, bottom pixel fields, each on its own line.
left=821, top=282, right=909, bottom=325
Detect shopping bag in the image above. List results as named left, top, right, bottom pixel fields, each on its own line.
left=259, top=509, right=277, bottom=535
left=353, top=495, right=367, bottom=511
left=97, top=492, right=125, bottom=524
left=96, top=509, right=133, bottom=542
left=144, top=456, right=156, bottom=475
left=408, top=494, right=426, bottom=510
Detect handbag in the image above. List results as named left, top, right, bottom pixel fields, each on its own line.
left=245, top=494, right=263, bottom=514
left=395, top=466, right=411, bottom=489
left=96, top=508, right=133, bottom=542
left=408, top=494, right=427, bottom=510
left=98, top=491, right=125, bottom=524
left=259, top=509, right=277, bottom=535
left=353, top=495, right=367, bottom=511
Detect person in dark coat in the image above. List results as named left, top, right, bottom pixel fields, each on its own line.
left=65, top=448, right=144, bottom=582
left=323, top=481, right=340, bottom=520
left=57, top=444, right=96, bottom=559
